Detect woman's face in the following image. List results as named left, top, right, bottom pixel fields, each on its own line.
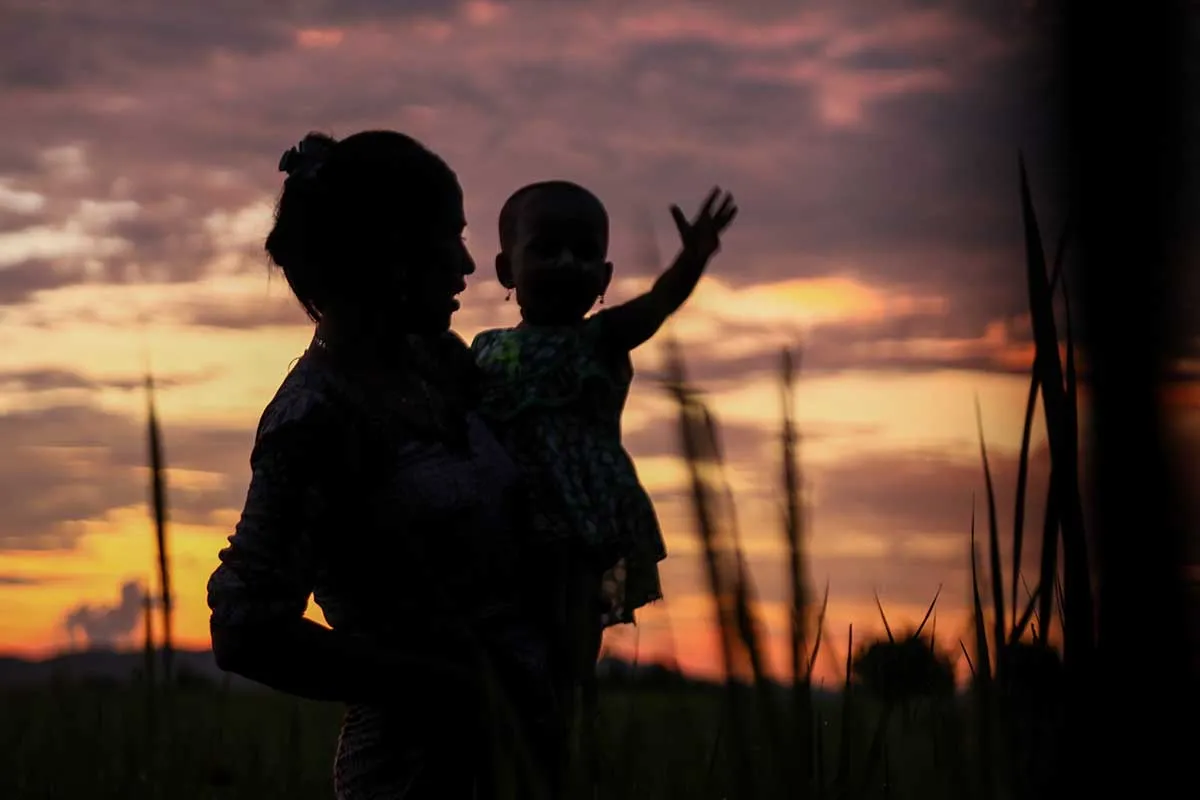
left=382, top=180, right=475, bottom=335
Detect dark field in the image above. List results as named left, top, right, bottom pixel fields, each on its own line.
left=1, top=678, right=995, bottom=800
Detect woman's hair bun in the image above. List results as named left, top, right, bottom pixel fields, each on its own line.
left=278, top=132, right=337, bottom=179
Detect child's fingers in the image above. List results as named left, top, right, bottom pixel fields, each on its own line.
left=698, top=185, right=721, bottom=219
left=714, top=192, right=736, bottom=221
left=669, top=204, right=689, bottom=236
left=716, top=202, right=739, bottom=231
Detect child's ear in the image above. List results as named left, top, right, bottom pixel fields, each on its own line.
left=494, top=252, right=515, bottom=289
left=598, top=261, right=614, bottom=295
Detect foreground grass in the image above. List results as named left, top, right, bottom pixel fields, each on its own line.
left=0, top=679, right=996, bottom=800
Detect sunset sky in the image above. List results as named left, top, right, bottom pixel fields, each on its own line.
left=1, top=0, right=1186, bottom=684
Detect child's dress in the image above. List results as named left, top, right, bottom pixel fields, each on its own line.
left=471, top=315, right=666, bottom=627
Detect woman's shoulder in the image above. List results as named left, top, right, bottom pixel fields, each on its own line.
left=255, top=351, right=348, bottom=443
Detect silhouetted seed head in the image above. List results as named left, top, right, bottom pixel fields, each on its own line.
left=852, top=632, right=956, bottom=705
left=999, top=641, right=1064, bottom=705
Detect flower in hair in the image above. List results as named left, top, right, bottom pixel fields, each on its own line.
left=278, top=136, right=331, bottom=179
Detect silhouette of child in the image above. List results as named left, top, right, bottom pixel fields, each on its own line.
left=471, top=181, right=737, bottom=708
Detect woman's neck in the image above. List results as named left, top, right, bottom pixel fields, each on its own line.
left=317, top=313, right=434, bottom=351
left=314, top=316, right=395, bottom=368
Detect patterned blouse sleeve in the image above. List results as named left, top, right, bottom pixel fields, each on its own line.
left=206, top=387, right=345, bottom=630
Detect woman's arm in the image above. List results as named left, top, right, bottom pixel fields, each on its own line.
left=206, top=397, right=466, bottom=704
left=210, top=615, right=458, bottom=704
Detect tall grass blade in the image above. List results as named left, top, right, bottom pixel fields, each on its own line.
left=1020, top=573, right=1043, bottom=641
left=1010, top=582, right=1042, bottom=645
left=1036, top=471, right=1060, bottom=647
left=874, top=591, right=895, bottom=644
left=1018, top=153, right=1094, bottom=667
left=707, top=402, right=792, bottom=797
left=729, top=541, right=793, bottom=798
left=1011, top=371, right=1039, bottom=629
left=780, top=344, right=815, bottom=797
left=969, top=502, right=992, bottom=683
left=1021, top=573, right=1036, bottom=606
left=975, top=400, right=1006, bottom=682
left=141, top=589, right=156, bottom=744
left=914, top=584, right=943, bottom=639
left=145, top=373, right=174, bottom=684
left=807, top=580, right=831, bottom=676
left=141, top=589, right=155, bottom=687
left=781, top=346, right=810, bottom=683
left=1022, top=214, right=1071, bottom=651
left=817, top=621, right=847, bottom=687
left=834, top=624, right=854, bottom=800
left=1048, top=214, right=1071, bottom=292
left=1062, top=275, right=1080, bottom=477
left=959, top=640, right=976, bottom=678
left=663, top=339, right=735, bottom=675
left=970, top=498, right=998, bottom=798
left=1055, top=575, right=1066, bottom=634
left=662, top=337, right=758, bottom=799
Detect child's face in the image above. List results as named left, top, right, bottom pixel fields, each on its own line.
left=500, top=190, right=612, bottom=324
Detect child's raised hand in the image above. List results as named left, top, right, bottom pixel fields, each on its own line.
left=670, top=187, right=738, bottom=262
left=599, top=186, right=737, bottom=352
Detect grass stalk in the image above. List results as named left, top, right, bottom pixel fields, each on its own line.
left=1018, top=154, right=1094, bottom=670
left=974, top=401, right=1007, bottom=685
left=144, top=374, right=174, bottom=685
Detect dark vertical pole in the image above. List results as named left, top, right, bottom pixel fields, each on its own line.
left=1059, top=0, right=1196, bottom=793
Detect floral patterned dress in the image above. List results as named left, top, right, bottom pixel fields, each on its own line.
left=471, top=315, right=666, bottom=626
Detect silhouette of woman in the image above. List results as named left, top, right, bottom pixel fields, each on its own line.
left=206, top=131, right=562, bottom=799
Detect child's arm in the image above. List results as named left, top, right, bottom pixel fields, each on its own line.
left=595, top=187, right=737, bottom=353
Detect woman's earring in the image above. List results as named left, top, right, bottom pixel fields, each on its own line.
left=599, top=294, right=605, bottom=306
left=505, top=288, right=513, bottom=302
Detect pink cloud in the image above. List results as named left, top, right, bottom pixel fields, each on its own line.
left=295, top=28, right=345, bottom=49
left=461, top=0, right=509, bottom=27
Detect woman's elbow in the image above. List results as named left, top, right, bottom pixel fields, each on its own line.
left=210, top=621, right=262, bottom=675
left=206, top=569, right=292, bottom=675
left=210, top=625, right=240, bottom=673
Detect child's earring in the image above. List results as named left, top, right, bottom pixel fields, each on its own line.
left=599, top=294, right=605, bottom=305
left=505, top=288, right=513, bottom=302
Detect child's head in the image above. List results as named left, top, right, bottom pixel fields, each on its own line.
left=496, top=180, right=612, bottom=324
